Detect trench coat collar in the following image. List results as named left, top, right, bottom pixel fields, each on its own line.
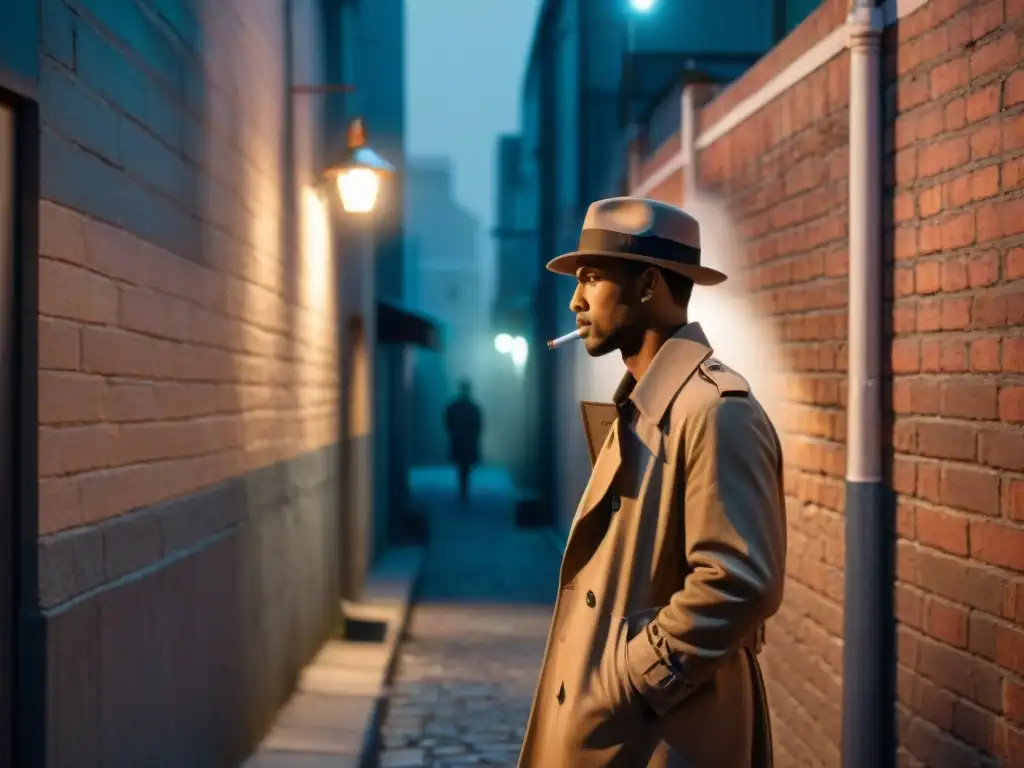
left=567, top=322, right=714, bottom=545
left=615, top=322, right=714, bottom=427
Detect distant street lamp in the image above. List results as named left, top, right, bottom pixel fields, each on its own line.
left=495, top=333, right=514, bottom=354
left=494, top=333, right=528, bottom=371
left=322, top=118, right=395, bottom=214
left=622, top=0, right=659, bottom=128
left=510, top=336, right=528, bottom=367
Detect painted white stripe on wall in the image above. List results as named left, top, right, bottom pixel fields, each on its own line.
left=633, top=150, right=684, bottom=199
left=631, top=0, right=933, bottom=197
left=694, top=25, right=847, bottom=150
left=885, top=0, right=930, bottom=26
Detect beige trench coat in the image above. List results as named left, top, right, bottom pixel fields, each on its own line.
left=518, top=323, right=787, bottom=768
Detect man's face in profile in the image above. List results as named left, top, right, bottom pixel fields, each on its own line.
left=570, top=258, right=644, bottom=358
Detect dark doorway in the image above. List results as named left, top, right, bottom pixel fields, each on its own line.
left=0, top=89, right=37, bottom=768
left=0, top=96, right=14, bottom=768
left=0, top=83, right=39, bottom=768
left=339, top=316, right=371, bottom=602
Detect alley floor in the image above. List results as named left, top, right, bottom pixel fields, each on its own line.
left=374, top=467, right=562, bottom=768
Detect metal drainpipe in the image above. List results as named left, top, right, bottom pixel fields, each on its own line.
left=842, top=2, right=893, bottom=768
left=680, top=83, right=698, bottom=205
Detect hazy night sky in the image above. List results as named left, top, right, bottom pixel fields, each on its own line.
left=405, top=0, right=543, bottom=300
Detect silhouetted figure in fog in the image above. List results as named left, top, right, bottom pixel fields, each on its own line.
left=444, top=380, right=483, bottom=503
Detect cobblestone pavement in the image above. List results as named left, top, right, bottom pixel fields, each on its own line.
left=375, top=467, right=562, bottom=768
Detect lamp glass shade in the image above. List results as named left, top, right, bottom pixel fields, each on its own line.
left=337, top=167, right=381, bottom=213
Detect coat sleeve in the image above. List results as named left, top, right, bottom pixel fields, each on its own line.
left=624, top=393, right=787, bottom=717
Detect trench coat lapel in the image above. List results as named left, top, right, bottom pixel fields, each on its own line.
left=564, top=324, right=715, bottom=549
left=567, top=415, right=623, bottom=540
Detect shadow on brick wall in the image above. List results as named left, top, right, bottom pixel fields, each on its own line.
left=880, top=13, right=905, bottom=765
left=879, top=20, right=901, bottom=763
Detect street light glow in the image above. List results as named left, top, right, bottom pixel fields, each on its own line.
left=495, top=333, right=528, bottom=368
left=629, top=0, right=655, bottom=11
left=494, top=333, right=513, bottom=354
left=510, top=336, right=528, bottom=367
left=337, top=167, right=381, bottom=214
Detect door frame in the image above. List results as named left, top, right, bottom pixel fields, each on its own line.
left=339, top=315, right=371, bottom=602
left=0, top=85, right=40, bottom=768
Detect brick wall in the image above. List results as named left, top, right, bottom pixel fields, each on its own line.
left=694, top=9, right=851, bottom=764
left=37, top=0, right=338, bottom=532
left=29, top=0, right=345, bottom=763
left=630, top=0, right=1023, bottom=765
left=637, top=133, right=683, bottom=206
left=885, top=1, right=1023, bottom=765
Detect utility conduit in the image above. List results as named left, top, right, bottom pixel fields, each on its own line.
left=841, top=3, right=891, bottom=768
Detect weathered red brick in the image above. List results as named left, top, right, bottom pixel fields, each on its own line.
left=970, top=337, right=1001, bottom=372
left=1007, top=70, right=1024, bottom=107
left=971, top=0, right=1004, bottom=39
left=1005, top=478, right=1024, bottom=523
left=939, top=379, right=998, bottom=420
left=941, top=463, right=1001, bottom=515
left=969, top=32, right=1019, bottom=78
left=39, top=258, right=118, bottom=325
left=916, top=506, right=969, bottom=556
left=38, top=317, right=80, bottom=371
left=918, top=136, right=970, bottom=178
left=980, top=428, right=1024, bottom=472
left=1000, top=387, right=1024, bottom=423
left=924, top=596, right=969, bottom=648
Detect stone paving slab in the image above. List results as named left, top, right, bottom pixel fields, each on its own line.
left=247, top=753, right=360, bottom=768
left=243, top=546, right=425, bottom=768
left=375, top=605, right=550, bottom=767
left=371, top=467, right=564, bottom=768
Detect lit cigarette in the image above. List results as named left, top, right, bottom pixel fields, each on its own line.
left=547, top=329, right=583, bottom=349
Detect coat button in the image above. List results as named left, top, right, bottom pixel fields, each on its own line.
left=585, top=590, right=596, bottom=608
left=557, top=682, right=565, bottom=704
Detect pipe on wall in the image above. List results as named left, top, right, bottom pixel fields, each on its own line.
left=680, top=84, right=697, bottom=204
left=841, top=2, right=893, bottom=767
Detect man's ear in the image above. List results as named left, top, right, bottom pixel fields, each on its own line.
left=639, top=267, right=660, bottom=303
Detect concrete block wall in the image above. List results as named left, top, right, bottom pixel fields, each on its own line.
left=31, top=0, right=345, bottom=764
left=626, top=0, right=1024, bottom=765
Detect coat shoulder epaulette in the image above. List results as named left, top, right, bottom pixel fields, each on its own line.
left=699, top=357, right=749, bottom=398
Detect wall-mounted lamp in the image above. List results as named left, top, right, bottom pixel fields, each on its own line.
left=321, top=118, right=396, bottom=214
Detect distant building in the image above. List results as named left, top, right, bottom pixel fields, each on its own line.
left=327, top=0, right=441, bottom=557
left=490, top=134, right=540, bottom=481
left=493, top=134, right=537, bottom=327
left=405, top=158, right=485, bottom=466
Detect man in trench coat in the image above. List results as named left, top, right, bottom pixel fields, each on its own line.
left=518, top=198, right=787, bottom=767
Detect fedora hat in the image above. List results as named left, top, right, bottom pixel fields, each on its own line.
left=546, top=197, right=727, bottom=286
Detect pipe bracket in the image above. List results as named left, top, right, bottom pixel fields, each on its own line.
left=846, top=3, right=883, bottom=46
